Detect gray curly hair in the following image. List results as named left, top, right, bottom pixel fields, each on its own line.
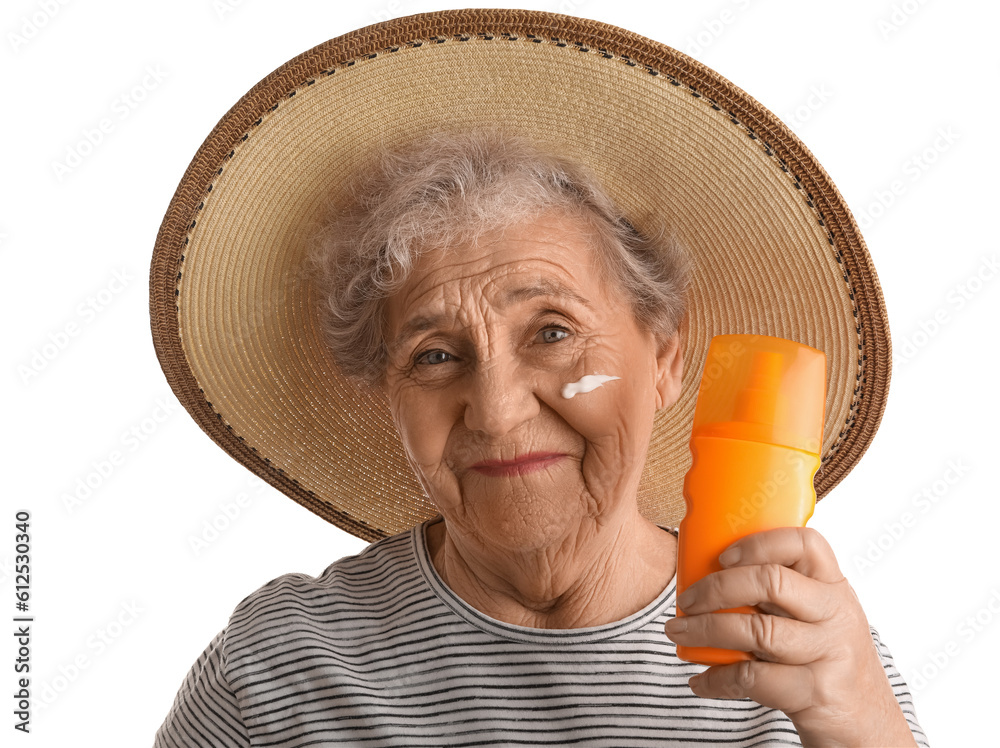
left=307, top=130, right=692, bottom=388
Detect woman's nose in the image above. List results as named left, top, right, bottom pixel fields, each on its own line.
left=463, top=356, right=540, bottom=438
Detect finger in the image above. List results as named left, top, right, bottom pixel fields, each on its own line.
left=689, top=659, right=814, bottom=715
left=679, top=564, right=837, bottom=623
left=719, top=526, right=845, bottom=585
left=665, top=611, right=828, bottom=665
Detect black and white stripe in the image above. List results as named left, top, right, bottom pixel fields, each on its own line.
left=154, top=523, right=930, bottom=747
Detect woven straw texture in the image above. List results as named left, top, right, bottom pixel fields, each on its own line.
left=150, top=9, right=890, bottom=542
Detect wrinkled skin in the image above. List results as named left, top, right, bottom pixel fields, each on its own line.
left=381, top=210, right=916, bottom=746
left=383, top=210, right=682, bottom=629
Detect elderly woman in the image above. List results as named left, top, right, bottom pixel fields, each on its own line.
left=153, top=131, right=926, bottom=747
left=150, top=11, right=930, bottom=747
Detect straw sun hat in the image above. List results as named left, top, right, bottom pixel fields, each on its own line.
left=149, top=9, right=890, bottom=543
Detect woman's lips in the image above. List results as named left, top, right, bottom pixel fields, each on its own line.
left=470, top=452, right=566, bottom=477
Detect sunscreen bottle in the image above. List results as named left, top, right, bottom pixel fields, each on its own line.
left=675, top=334, right=826, bottom=666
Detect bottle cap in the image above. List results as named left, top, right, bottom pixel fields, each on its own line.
left=691, top=334, right=826, bottom=454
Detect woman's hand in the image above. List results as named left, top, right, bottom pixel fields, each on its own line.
left=664, top=526, right=917, bottom=748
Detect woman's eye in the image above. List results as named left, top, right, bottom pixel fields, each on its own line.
left=538, top=326, right=570, bottom=344
left=417, top=350, right=452, bottom=366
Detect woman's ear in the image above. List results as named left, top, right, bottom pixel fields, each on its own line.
left=654, top=328, right=684, bottom=410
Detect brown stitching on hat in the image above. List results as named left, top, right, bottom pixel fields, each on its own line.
left=176, top=29, right=866, bottom=388
left=173, top=88, right=277, bottom=316
left=177, top=308, right=389, bottom=537
left=161, top=24, right=875, bottom=533
left=192, top=392, right=381, bottom=537
left=496, top=31, right=865, bottom=474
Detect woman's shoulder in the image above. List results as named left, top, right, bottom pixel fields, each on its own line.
left=226, top=528, right=417, bottom=632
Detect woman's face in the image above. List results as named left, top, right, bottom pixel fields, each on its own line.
left=383, top=211, right=684, bottom=552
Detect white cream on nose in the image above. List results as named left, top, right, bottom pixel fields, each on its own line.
left=561, top=374, right=621, bottom=399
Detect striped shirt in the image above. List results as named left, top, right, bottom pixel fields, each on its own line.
left=154, top=522, right=930, bottom=747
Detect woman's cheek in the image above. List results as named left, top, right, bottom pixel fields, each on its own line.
left=549, top=335, right=654, bottom=443
left=555, top=391, right=647, bottom=508
left=390, top=385, right=454, bottom=486
left=580, top=389, right=653, bottom=452
left=552, top=361, right=658, bottom=470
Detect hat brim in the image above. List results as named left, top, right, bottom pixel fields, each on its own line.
left=150, top=9, right=890, bottom=542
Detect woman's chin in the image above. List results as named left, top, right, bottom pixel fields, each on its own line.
left=459, top=490, right=596, bottom=554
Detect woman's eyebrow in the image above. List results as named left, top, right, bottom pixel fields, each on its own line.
left=390, top=280, right=591, bottom=352
left=391, top=313, right=447, bottom=353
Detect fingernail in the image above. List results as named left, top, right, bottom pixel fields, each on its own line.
left=719, top=546, right=741, bottom=566
left=665, top=616, right=687, bottom=633
left=677, top=588, right=696, bottom=609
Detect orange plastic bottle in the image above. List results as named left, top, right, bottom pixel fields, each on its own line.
left=675, top=334, right=826, bottom=666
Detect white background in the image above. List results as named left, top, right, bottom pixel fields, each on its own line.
left=3, top=0, right=997, bottom=745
